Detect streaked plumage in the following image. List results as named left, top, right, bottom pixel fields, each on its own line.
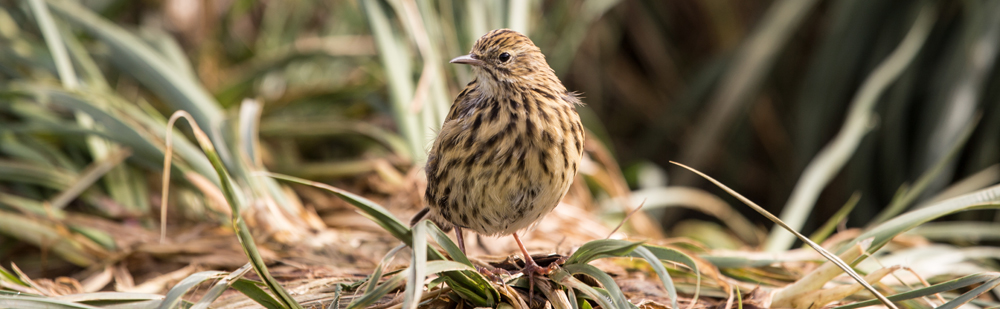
left=412, top=30, right=585, bottom=298
left=418, top=28, right=585, bottom=238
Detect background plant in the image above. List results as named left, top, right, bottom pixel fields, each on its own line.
left=1, top=0, right=999, bottom=308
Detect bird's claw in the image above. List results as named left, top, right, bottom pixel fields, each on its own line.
left=475, top=265, right=504, bottom=282
left=519, top=258, right=557, bottom=303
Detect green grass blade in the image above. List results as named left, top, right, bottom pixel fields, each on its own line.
left=931, top=276, right=1000, bottom=309
left=231, top=279, right=285, bottom=309
left=265, top=172, right=411, bottom=243
left=565, top=239, right=643, bottom=264
left=908, top=222, right=1000, bottom=241
left=53, top=292, right=163, bottom=303
left=631, top=246, right=678, bottom=309
left=807, top=192, right=861, bottom=245
left=51, top=292, right=165, bottom=309
left=845, top=187, right=1000, bottom=260
left=351, top=260, right=477, bottom=309
left=0, top=295, right=103, bottom=309
left=439, top=270, right=496, bottom=307
left=167, top=113, right=301, bottom=309
left=403, top=221, right=429, bottom=309
left=362, top=0, right=423, bottom=162
left=364, top=244, right=406, bottom=296
left=423, top=260, right=478, bottom=274
left=140, top=28, right=197, bottom=81
left=158, top=271, right=226, bottom=309
left=0, top=159, right=75, bottom=189
left=191, top=263, right=254, bottom=309
left=550, top=268, right=615, bottom=309
left=28, top=0, right=77, bottom=89
left=426, top=222, right=472, bottom=266
left=48, top=147, right=130, bottom=210
left=562, top=264, right=634, bottom=309
left=0, top=191, right=65, bottom=219
left=0, top=211, right=99, bottom=267
left=833, top=272, right=1000, bottom=309
left=57, top=21, right=109, bottom=91
left=348, top=273, right=405, bottom=309
left=0, top=265, right=29, bottom=288
left=639, top=244, right=702, bottom=308
left=566, top=287, right=579, bottom=309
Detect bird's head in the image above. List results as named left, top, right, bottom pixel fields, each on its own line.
left=451, top=29, right=557, bottom=94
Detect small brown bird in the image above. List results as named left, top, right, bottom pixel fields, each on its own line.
left=412, top=28, right=585, bottom=292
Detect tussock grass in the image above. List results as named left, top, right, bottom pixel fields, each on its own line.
left=2, top=1, right=1000, bottom=309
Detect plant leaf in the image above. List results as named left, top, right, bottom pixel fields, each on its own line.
left=833, top=272, right=1000, bottom=309
left=562, top=264, right=635, bottom=309
left=550, top=268, right=615, bottom=309
left=631, top=246, right=678, bottom=309
left=191, top=263, right=253, bottom=309
left=231, top=279, right=285, bottom=309
left=565, top=239, right=643, bottom=265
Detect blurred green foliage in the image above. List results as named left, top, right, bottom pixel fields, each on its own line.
left=2, top=0, right=1000, bottom=307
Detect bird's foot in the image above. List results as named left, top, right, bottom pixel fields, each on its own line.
left=475, top=265, right=504, bottom=282
left=519, top=258, right=553, bottom=303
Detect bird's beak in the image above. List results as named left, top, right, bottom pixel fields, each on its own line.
left=450, top=54, right=484, bottom=66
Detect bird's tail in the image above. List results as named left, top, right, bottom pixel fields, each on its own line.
left=410, top=207, right=430, bottom=227
left=410, top=207, right=453, bottom=232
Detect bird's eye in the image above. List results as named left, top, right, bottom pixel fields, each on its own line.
left=498, top=52, right=511, bottom=63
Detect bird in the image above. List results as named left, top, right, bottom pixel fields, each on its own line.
left=411, top=28, right=585, bottom=298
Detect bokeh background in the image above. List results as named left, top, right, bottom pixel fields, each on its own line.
left=2, top=0, right=1000, bottom=302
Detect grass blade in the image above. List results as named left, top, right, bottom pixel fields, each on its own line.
left=191, top=263, right=254, bottom=309
left=562, top=264, right=634, bottom=309
left=807, top=192, right=861, bottom=245
left=673, top=161, right=898, bottom=309
left=639, top=245, right=702, bottom=309
left=349, top=260, right=474, bottom=309
left=158, top=271, right=226, bottom=309
left=48, top=147, right=131, bottom=210
left=231, top=279, right=285, bottom=309
left=631, top=246, right=678, bottom=309
left=264, top=172, right=411, bottom=243
left=426, top=222, right=472, bottom=266
left=363, top=244, right=406, bottom=296
left=767, top=3, right=935, bottom=252
left=166, top=112, right=301, bottom=309
left=550, top=268, right=615, bottom=309
left=28, top=0, right=77, bottom=89
left=565, top=239, right=643, bottom=265
left=403, top=221, right=430, bottom=309
left=845, top=185, right=1000, bottom=260
left=0, top=296, right=103, bottom=309
left=0, top=211, right=100, bottom=267
left=833, top=272, right=1000, bottom=309
left=362, top=0, right=423, bottom=162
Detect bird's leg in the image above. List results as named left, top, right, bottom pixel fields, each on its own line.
left=455, top=226, right=467, bottom=255
left=512, top=232, right=542, bottom=301
left=455, top=226, right=502, bottom=281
